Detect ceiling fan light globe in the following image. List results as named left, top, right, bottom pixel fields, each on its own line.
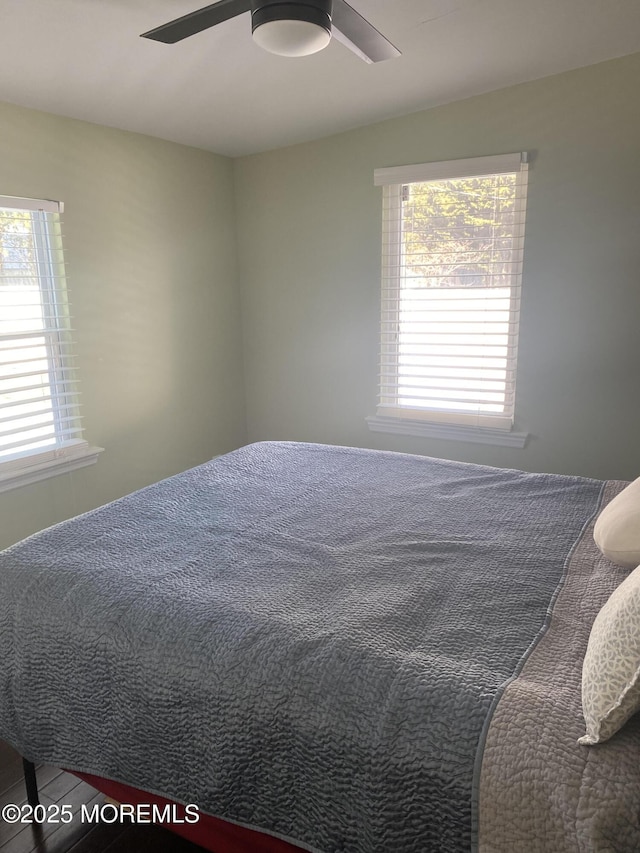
left=252, top=19, right=331, bottom=57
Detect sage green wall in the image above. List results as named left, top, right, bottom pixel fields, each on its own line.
left=234, top=52, right=640, bottom=482
left=0, top=101, right=246, bottom=549
left=2, top=53, right=639, bottom=550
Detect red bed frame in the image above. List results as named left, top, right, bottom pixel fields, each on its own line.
left=73, top=771, right=306, bottom=853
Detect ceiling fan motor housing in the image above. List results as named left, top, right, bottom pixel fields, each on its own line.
left=251, top=0, right=333, bottom=36
left=141, top=0, right=399, bottom=63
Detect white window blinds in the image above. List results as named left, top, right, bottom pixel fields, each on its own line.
left=0, top=195, right=85, bottom=471
left=374, top=153, right=529, bottom=431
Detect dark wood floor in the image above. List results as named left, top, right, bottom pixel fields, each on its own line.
left=0, top=741, right=206, bottom=853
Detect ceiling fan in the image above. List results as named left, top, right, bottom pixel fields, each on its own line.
left=141, top=0, right=401, bottom=63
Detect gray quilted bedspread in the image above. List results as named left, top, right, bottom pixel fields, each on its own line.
left=0, top=442, right=609, bottom=852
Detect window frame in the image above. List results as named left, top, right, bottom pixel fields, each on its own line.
left=367, top=153, right=530, bottom=448
left=0, top=194, right=102, bottom=493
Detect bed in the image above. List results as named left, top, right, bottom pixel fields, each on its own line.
left=1, top=440, right=639, bottom=852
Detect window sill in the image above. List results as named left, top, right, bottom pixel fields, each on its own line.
left=0, top=443, right=104, bottom=494
left=366, top=415, right=528, bottom=448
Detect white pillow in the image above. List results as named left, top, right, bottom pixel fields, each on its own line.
left=579, top=564, right=640, bottom=745
left=594, top=477, right=640, bottom=568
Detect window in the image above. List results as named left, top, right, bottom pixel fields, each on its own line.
left=0, top=195, right=100, bottom=492
left=368, top=153, right=529, bottom=447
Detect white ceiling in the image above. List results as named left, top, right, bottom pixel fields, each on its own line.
left=1, top=0, right=639, bottom=157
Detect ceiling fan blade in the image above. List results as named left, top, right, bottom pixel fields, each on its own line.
left=141, top=0, right=252, bottom=43
left=331, top=0, right=400, bottom=63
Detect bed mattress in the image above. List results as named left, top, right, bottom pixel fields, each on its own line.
left=0, top=442, right=637, bottom=852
